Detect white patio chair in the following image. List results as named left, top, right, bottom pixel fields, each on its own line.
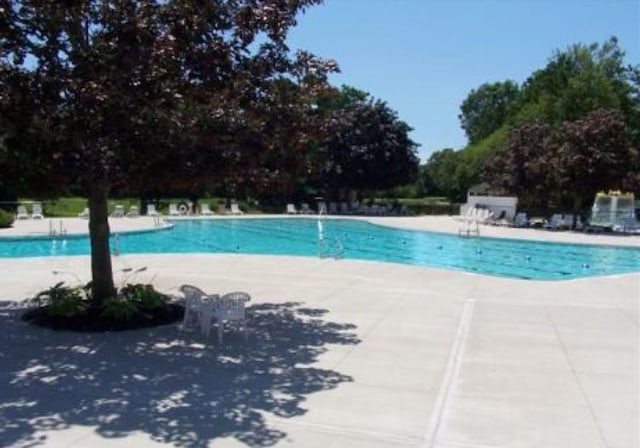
left=16, top=205, right=29, bottom=220
left=202, top=291, right=251, bottom=343
left=126, top=205, right=139, bottom=218
left=230, top=203, right=243, bottom=215
left=286, top=203, right=297, bottom=214
left=147, top=204, right=161, bottom=216
left=513, top=212, right=528, bottom=227
left=111, top=204, right=125, bottom=218
left=179, top=284, right=208, bottom=331
left=200, top=203, right=213, bottom=215
left=168, top=203, right=180, bottom=216
left=218, top=204, right=228, bottom=215
left=31, top=202, right=44, bottom=219
left=544, top=214, right=563, bottom=230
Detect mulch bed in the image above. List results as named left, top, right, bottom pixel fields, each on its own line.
left=21, top=303, right=184, bottom=332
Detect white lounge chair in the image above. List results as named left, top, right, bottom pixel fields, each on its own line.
left=31, top=202, right=44, bottom=219
left=168, top=203, right=180, bottom=216
left=147, top=204, right=161, bottom=216
left=201, top=291, right=251, bottom=343
left=16, top=205, right=29, bottom=220
left=200, top=203, right=213, bottom=215
left=126, top=205, right=139, bottom=218
left=300, top=203, right=313, bottom=214
left=78, top=207, right=90, bottom=219
left=230, top=203, right=243, bottom=215
left=513, top=212, right=528, bottom=227
left=111, top=204, right=125, bottom=218
left=218, top=204, right=228, bottom=215
left=544, top=214, right=563, bottom=230
left=286, top=203, right=297, bottom=214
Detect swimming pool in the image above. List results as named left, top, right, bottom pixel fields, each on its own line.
left=0, top=218, right=638, bottom=280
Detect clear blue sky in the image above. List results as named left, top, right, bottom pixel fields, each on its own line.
left=287, top=0, right=640, bottom=162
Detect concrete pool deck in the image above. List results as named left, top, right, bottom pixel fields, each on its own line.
left=0, top=216, right=638, bottom=447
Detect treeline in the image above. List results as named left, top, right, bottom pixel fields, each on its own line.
left=420, top=37, right=640, bottom=211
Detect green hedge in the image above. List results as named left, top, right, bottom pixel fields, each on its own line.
left=0, top=208, right=15, bottom=228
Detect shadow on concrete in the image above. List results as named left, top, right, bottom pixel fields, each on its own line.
left=0, top=300, right=359, bottom=447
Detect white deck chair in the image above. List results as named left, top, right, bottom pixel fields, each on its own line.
left=202, top=291, right=251, bottom=343
left=126, top=205, right=139, bottom=218
left=300, top=203, right=313, bottom=214
left=78, top=207, right=90, bottom=219
left=513, top=212, right=528, bottom=227
left=218, top=204, right=228, bottom=215
left=31, top=202, right=44, bottom=219
left=286, top=203, right=297, bottom=214
left=179, top=284, right=208, bottom=331
left=16, top=205, right=29, bottom=220
left=147, top=204, right=161, bottom=216
left=230, top=203, right=243, bottom=215
left=544, top=214, right=563, bottom=230
left=168, top=203, right=180, bottom=216
left=111, top=204, right=125, bottom=218
left=200, top=203, right=213, bottom=215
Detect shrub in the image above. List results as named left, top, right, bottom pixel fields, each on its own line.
left=121, top=283, right=166, bottom=310
left=0, top=208, right=14, bottom=228
left=35, top=282, right=88, bottom=317
left=101, top=296, right=138, bottom=320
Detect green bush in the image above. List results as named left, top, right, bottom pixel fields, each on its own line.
left=35, top=282, right=88, bottom=317
left=121, top=283, right=166, bottom=310
left=0, top=208, right=14, bottom=228
left=101, top=296, right=138, bottom=320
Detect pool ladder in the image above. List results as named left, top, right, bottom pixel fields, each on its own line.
left=458, top=219, right=480, bottom=238
left=48, top=219, right=67, bottom=237
left=317, top=207, right=343, bottom=259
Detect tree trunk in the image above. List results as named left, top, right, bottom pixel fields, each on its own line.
left=88, top=187, right=116, bottom=305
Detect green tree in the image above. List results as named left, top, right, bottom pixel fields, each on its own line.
left=423, top=148, right=466, bottom=201
left=320, top=87, right=419, bottom=196
left=557, top=109, right=639, bottom=211
left=0, top=0, right=334, bottom=304
left=483, top=121, right=556, bottom=208
left=459, top=80, right=520, bottom=144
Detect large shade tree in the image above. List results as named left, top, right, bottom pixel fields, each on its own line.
left=319, top=86, right=419, bottom=197
left=0, top=0, right=336, bottom=304
left=458, top=80, right=520, bottom=145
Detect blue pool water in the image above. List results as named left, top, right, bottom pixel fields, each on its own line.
left=0, top=218, right=638, bottom=280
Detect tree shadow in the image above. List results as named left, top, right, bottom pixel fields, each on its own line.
left=0, top=300, right=359, bottom=447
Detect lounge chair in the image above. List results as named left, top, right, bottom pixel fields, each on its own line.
left=544, top=214, right=563, bottom=230
left=126, top=205, right=139, bottom=218
left=286, top=203, right=297, bottom=214
left=16, top=205, right=29, bottom=220
left=168, top=203, right=180, bottom=216
left=230, top=203, right=243, bottom=215
left=147, top=204, right=161, bottom=216
left=339, top=202, right=349, bottom=214
left=300, top=203, right=313, bottom=214
left=513, top=212, right=528, bottom=228
left=111, top=204, right=125, bottom=218
left=200, top=203, right=213, bottom=216
left=218, top=204, right=229, bottom=215
left=201, top=291, right=251, bottom=343
left=328, top=202, right=338, bottom=214
left=31, top=202, right=44, bottom=219
left=78, top=207, right=90, bottom=219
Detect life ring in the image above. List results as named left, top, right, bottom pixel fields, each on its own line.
left=178, top=202, right=189, bottom=215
